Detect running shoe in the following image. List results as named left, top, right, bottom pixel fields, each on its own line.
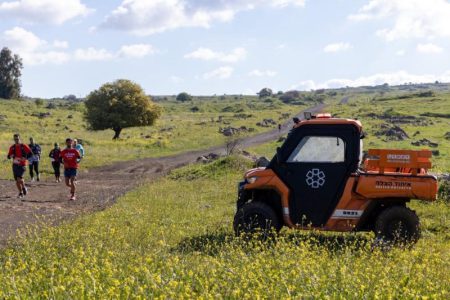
left=22, top=187, right=28, bottom=196
left=17, top=193, right=23, bottom=199
left=69, top=194, right=76, bottom=201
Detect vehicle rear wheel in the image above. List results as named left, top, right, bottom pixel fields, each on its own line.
left=374, top=206, right=420, bottom=245
left=233, top=202, right=281, bottom=240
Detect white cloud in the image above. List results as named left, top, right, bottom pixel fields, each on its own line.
left=1, top=27, right=69, bottom=65
left=26, top=51, right=70, bottom=65
left=75, top=44, right=156, bottom=61
left=349, top=0, right=450, bottom=41
left=416, top=43, right=443, bottom=54
left=203, top=66, right=234, bottom=79
left=292, top=80, right=317, bottom=91
left=170, top=75, right=184, bottom=83
left=270, top=0, right=305, bottom=8
left=323, top=42, right=352, bottom=53
left=3, top=26, right=46, bottom=52
left=248, top=69, right=277, bottom=77
left=396, top=49, right=405, bottom=56
left=1, top=27, right=156, bottom=65
left=99, top=0, right=306, bottom=35
left=184, top=47, right=246, bottom=63
left=0, top=0, right=93, bottom=25
left=118, top=44, right=155, bottom=58
left=291, top=70, right=450, bottom=90
left=53, top=40, right=69, bottom=49
left=74, top=48, right=115, bottom=61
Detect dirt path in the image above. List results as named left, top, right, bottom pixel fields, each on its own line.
left=0, top=104, right=325, bottom=246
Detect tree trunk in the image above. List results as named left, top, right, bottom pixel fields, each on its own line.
left=113, top=127, right=122, bottom=140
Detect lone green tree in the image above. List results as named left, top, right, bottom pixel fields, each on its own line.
left=176, top=92, right=193, bottom=102
left=85, top=79, right=161, bottom=139
left=0, top=47, right=23, bottom=99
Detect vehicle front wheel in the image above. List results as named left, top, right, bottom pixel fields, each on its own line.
left=374, top=206, right=420, bottom=245
left=233, top=202, right=281, bottom=240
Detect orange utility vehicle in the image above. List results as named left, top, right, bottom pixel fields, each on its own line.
left=234, top=113, right=438, bottom=243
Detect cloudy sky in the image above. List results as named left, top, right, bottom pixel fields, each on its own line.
left=1, top=0, right=450, bottom=98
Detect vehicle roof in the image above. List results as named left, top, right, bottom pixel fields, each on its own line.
left=296, top=115, right=363, bottom=132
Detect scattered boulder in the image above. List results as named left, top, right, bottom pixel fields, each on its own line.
left=445, top=132, right=450, bottom=140
left=234, top=113, right=253, bottom=119
left=196, top=153, right=221, bottom=164
left=432, top=150, right=440, bottom=156
left=32, top=112, right=51, bottom=118
left=160, top=126, right=175, bottom=132
left=365, top=112, right=430, bottom=126
left=411, top=138, right=439, bottom=148
left=206, top=153, right=220, bottom=160
left=255, top=157, right=270, bottom=167
left=374, top=124, right=409, bottom=141
left=67, top=114, right=73, bottom=119
left=219, top=126, right=251, bottom=136
left=413, top=131, right=420, bottom=137
left=256, top=118, right=277, bottom=127
left=0, top=114, right=7, bottom=121
left=237, top=150, right=260, bottom=164
left=196, top=156, right=209, bottom=163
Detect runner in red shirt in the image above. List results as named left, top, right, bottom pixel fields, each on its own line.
left=7, top=134, right=32, bottom=198
left=60, top=138, right=81, bottom=201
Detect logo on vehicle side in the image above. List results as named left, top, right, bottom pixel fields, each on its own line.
left=306, top=168, right=326, bottom=189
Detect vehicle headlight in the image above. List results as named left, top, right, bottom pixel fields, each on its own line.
left=247, top=176, right=258, bottom=184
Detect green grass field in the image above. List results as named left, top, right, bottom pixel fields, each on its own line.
left=0, top=96, right=305, bottom=179
left=0, top=157, right=448, bottom=298
left=0, top=86, right=449, bottom=298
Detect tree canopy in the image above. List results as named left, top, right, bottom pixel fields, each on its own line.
left=0, top=47, right=23, bottom=99
left=176, top=92, right=193, bottom=102
left=84, top=79, right=161, bottom=139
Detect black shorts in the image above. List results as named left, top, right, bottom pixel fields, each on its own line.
left=12, top=164, right=26, bottom=180
left=64, top=168, right=77, bottom=178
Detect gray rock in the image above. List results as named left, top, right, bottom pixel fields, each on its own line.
left=255, top=156, right=270, bottom=167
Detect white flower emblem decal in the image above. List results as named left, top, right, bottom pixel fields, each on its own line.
left=306, top=168, right=326, bottom=189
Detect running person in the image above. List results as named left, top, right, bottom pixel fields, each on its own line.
left=28, top=137, right=42, bottom=181
left=7, top=134, right=32, bottom=198
left=60, top=138, right=81, bottom=201
left=73, top=139, right=85, bottom=160
left=49, top=143, right=61, bottom=182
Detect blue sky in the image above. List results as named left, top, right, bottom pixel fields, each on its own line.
left=1, top=0, right=450, bottom=98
